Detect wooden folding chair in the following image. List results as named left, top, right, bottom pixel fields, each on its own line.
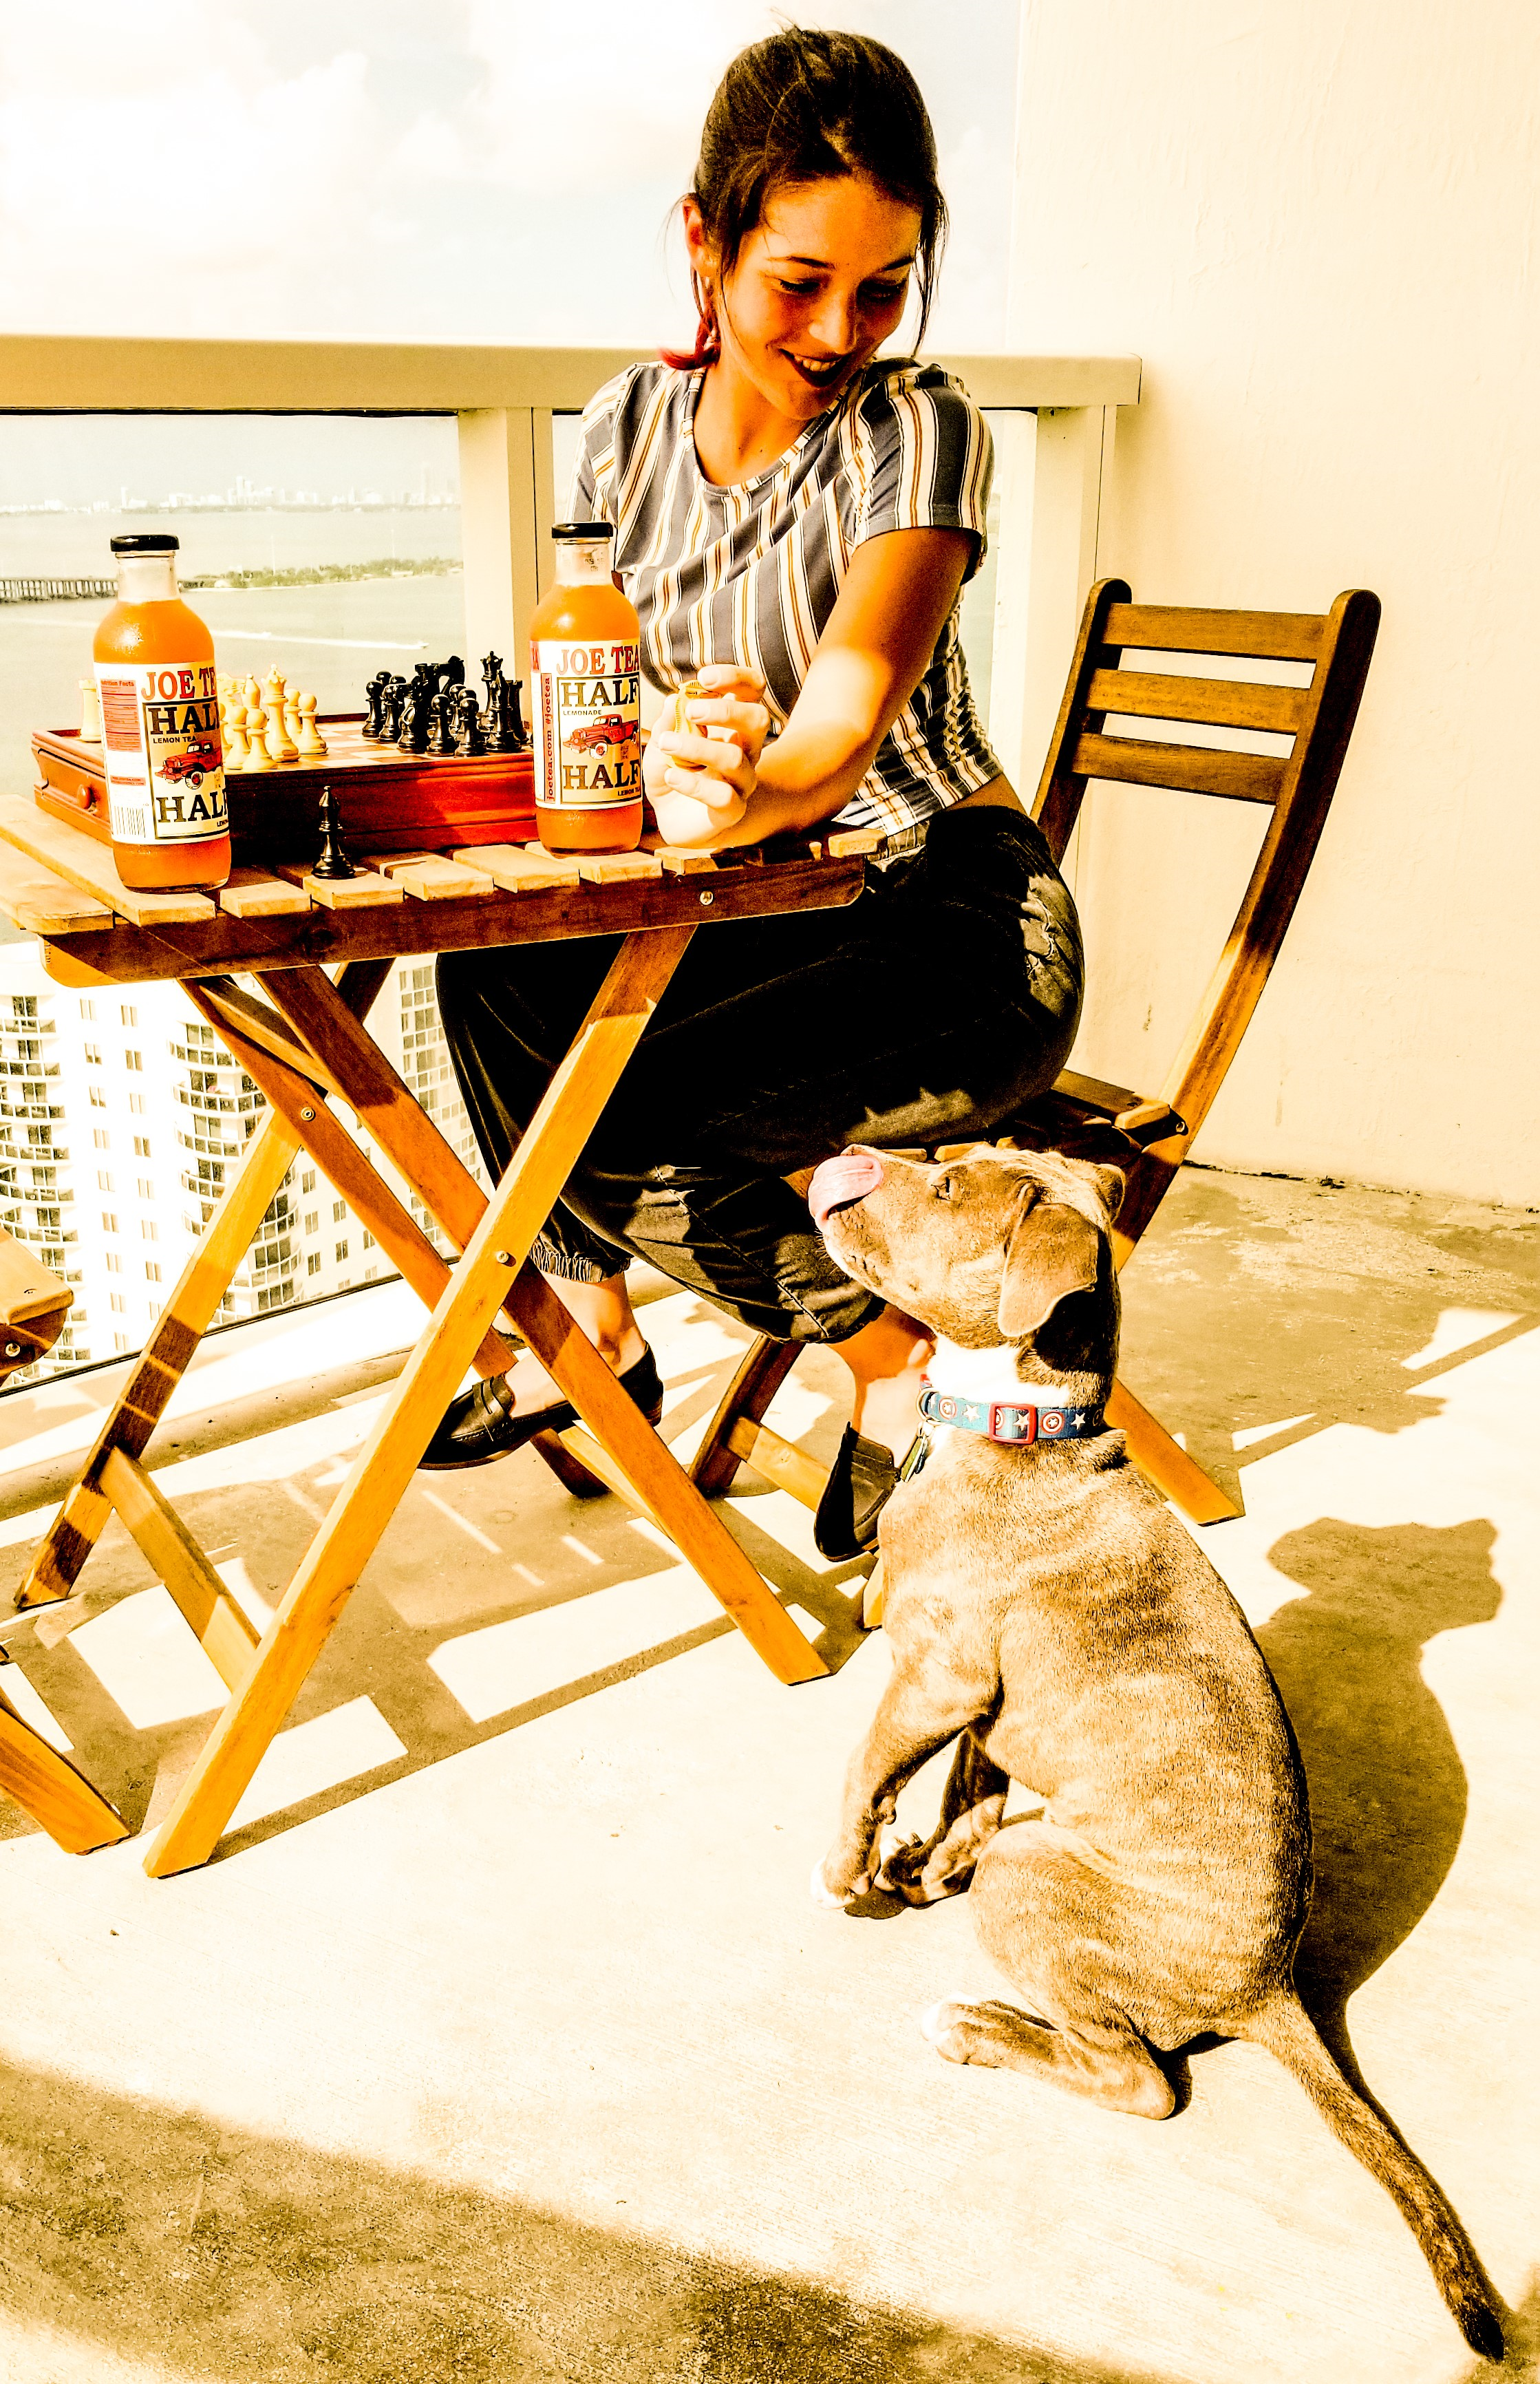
left=0, top=1228, right=129, bottom=1850
left=690, top=579, right=1381, bottom=1559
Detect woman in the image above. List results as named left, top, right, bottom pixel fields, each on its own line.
left=427, top=29, right=1083, bottom=1556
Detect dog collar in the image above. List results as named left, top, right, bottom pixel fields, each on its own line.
left=918, top=1379, right=1102, bottom=1446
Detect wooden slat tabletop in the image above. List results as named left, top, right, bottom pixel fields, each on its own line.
left=0, top=791, right=869, bottom=986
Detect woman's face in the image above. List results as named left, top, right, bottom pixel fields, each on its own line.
left=688, top=175, right=921, bottom=422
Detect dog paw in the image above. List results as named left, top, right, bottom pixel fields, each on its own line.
left=919, top=1999, right=972, bottom=2053
left=809, top=1856, right=869, bottom=1908
left=874, top=1825, right=920, bottom=1887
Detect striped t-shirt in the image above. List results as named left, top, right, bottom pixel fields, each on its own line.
left=570, top=358, right=1003, bottom=836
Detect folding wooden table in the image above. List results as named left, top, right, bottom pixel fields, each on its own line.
left=0, top=794, right=872, bottom=1875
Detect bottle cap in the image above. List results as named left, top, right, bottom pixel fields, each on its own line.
left=550, top=521, right=613, bottom=541
left=110, top=533, right=180, bottom=554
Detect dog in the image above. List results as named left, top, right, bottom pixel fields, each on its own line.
left=805, top=1142, right=1500, bottom=2361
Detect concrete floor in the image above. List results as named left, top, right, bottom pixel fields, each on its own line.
left=0, top=1165, right=1536, bottom=2384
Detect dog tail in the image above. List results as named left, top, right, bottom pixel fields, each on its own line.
left=1241, top=1992, right=1502, bottom=2361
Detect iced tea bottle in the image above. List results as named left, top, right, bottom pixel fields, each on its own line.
left=93, top=533, right=231, bottom=892
left=529, top=522, right=643, bottom=854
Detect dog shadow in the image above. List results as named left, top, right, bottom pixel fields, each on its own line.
left=1255, top=1515, right=1501, bottom=2069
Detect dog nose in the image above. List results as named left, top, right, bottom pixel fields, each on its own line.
left=808, top=1149, right=884, bottom=1228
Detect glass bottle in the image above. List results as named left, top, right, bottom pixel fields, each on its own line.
left=528, top=522, right=643, bottom=854
left=92, top=533, right=231, bottom=892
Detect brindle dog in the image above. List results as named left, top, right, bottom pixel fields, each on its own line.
left=808, top=1144, right=1500, bottom=2362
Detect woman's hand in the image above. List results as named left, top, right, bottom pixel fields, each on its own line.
left=645, top=666, right=771, bottom=849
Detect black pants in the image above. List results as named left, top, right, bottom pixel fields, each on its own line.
left=437, top=807, right=1083, bottom=1344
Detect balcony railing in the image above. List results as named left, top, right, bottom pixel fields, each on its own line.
left=0, top=334, right=1141, bottom=801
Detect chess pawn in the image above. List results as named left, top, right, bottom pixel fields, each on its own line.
left=296, top=693, right=328, bottom=756
left=429, top=690, right=459, bottom=757
left=266, top=694, right=299, bottom=763
left=456, top=685, right=486, bottom=757
left=361, top=670, right=389, bottom=739
left=222, top=703, right=250, bottom=769
left=243, top=707, right=277, bottom=770
left=380, top=677, right=407, bottom=741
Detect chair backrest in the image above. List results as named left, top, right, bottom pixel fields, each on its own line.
left=1030, top=578, right=1380, bottom=1244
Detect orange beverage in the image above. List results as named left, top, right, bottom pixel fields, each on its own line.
left=93, top=534, right=231, bottom=893
left=529, top=522, right=643, bottom=854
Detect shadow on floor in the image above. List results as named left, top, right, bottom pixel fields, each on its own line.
left=0, top=1433, right=869, bottom=1862
left=1114, top=1170, right=1540, bottom=1500
left=1256, top=1515, right=1501, bottom=2050
left=0, top=2054, right=1173, bottom=2384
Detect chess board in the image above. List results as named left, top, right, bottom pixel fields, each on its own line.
left=32, top=716, right=537, bottom=862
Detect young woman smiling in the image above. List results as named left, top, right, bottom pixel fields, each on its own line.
left=428, top=30, right=1084, bottom=1558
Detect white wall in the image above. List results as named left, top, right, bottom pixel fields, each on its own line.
left=1008, top=0, right=1539, bottom=1204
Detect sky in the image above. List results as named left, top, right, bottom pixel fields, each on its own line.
left=0, top=0, right=1019, bottom=345
left=0, top=1, right=1020, bottom=510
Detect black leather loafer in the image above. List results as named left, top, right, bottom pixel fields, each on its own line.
left=813, top=1425, right=899, bottom=1560
left=420, top=1345, right=664, bottom=1472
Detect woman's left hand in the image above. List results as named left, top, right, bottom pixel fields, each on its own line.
left=645, top=666, right=771, bottom=849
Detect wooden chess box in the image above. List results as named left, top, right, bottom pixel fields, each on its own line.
left=32, top=716, right=536, bottom=862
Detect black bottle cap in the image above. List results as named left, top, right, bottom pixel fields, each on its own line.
left=110, top=533, right=180, bottom=554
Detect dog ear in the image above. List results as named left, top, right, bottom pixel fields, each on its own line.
left=997, top=1200, right=1103, bottom=1340
left=1088, top=1164, right=1126, bottom=1223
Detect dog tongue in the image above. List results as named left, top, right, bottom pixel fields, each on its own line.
left=808, top=1151, right=884, bottom=1228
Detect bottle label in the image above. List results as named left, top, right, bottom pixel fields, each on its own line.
left=531, top=639, right=641, bottom=808
left=94, top=661, right=227, bottom=847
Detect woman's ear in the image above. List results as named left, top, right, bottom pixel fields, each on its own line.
left=682, top=198, right=711, bottom=273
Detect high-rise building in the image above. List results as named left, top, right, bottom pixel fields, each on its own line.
left=0, top=942, right=484, bottom=1381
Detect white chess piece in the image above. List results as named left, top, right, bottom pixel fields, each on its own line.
left=222, top=702, right=250, bottom=769
left=243, top=707, right=277, bottom=770
left=243, top=675, right=262, bottom=711
left=264, top=676, right=299, bottom=761
left=295, top=692, right=328, bottom=756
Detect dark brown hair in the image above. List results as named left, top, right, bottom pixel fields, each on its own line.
left=663, top=28, right=948, bottom=370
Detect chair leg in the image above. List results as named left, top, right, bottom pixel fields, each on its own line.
left=1105, top=1377, right=1241, bottom=1524
left=690, top=1336, right=800, bottom=1496
left=0, top=1662, right=129, bottom=1853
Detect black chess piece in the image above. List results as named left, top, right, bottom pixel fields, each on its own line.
left=311, top=785, right=356, bottom=880
left=380, top=675, right=408, bottom=741
left=361, top=670, right=389, bottom=740
left=438, top=654, right=465, bottom=690
left=429, top=689, right=460, bottom=757
left=455, top=684, right=485, bottom=757
left=402, top=678, right=434, bottom=755
left=499, top=677, right=531, bottom=753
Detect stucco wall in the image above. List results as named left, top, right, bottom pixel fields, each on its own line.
left=1008, top=1, right=1538, bottom=1203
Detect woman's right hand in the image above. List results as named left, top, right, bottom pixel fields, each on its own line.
left=644, top=666, right=770, bottom=846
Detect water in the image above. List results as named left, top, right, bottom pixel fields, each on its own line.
left=0, top=508, right=468, bottom=789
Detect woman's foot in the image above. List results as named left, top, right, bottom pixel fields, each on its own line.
left=813, top=1426, right=899, bottom=1560
left=420, top=1344, right=663, bottom=1471
left=812, top=1306, right=934, bottom=1557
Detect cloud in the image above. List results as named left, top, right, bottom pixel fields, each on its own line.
left=0, top=0, right=1014, bottom=345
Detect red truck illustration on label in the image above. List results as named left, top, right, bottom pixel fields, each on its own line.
left=567, top=713, right=638, bottom=755
left=158, top=735, right=222, bottom=787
